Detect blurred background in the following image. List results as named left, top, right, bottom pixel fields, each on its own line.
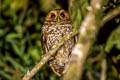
left=0, top=0, right=120, bottom=80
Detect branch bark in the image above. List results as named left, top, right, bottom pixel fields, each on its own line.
left=102, top=6, right=120, bottom=24
left=100, top=58, right=107, bottom=80
left=63, top=0, right=103, bottom=80
left=22, top=30, right=78, bottom=80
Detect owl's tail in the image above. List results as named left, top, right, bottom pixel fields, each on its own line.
left=49, top=60, right=66, bottom=76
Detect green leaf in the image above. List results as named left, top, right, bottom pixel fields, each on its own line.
left=6, top=33, right=21, bottom=40
left=117, top=55, right=120, bottom=59
left=28, top=47, right=41, bottom=60
left=105, top=25, right=120, bottom=52
left=5, top=55, right=25, bottom=72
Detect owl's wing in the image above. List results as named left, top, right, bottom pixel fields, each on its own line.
left=41, top=32, right=48, bottom=54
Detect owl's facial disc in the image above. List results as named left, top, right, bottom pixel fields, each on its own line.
left=50, top=13, right=56, bottom=19
left=60, top=12, right=65, bottom=18
left=45, top=9, right=70, bottom=22
left=56, top=11, right=65, bottom=22
left=57, top=10, right=69, bottom=22
left=45, top=11, right=57, bottom=21
left=59, top=10, right=70, bottom=21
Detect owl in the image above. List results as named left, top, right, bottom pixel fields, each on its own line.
left=41, top=9, right=76, bottom=76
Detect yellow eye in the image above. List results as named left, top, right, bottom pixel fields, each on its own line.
left=50, top=13, right=56, bottom=19
left=60, top=12, right=65, bottom=17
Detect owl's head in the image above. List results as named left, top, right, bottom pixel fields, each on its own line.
left=45, top=9, right=70, bottom=22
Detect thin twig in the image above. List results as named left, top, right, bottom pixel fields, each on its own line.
left=22, top=30, right=78, bottom=80
left=18, top=0, right=28, bottom=24
left=102, top=7, right=120, bottom=24
left=100, top=57, right=107, bottom=80
left=87, top=72, right=94, bottom=80
left=100, top=46, right=107, bottom=80
left=68, top=0, right=72, bottom=14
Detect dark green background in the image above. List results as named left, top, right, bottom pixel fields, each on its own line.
left=0, top=0, right=120, bottom=80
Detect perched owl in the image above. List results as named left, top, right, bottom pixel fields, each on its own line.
left=41, top=9, right=76, bottom=76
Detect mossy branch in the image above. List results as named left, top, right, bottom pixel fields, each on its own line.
left=63, top=0, right=103, bottom=80
left=63, top=5, right=120, bottom=80
left=102, top=6, right=120, bottom=24
left=22, top=30, right=78, bottom=80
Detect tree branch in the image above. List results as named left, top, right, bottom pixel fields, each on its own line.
left=100, top=57, right=107, bottom=80
left=102, top=6, right=120, bottom=24
left=63, top=0, right=103, bottom=80
left=22, top=30, right=78, bottom=80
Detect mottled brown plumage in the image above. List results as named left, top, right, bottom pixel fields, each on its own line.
left=41, top=9, right=76, bottom=76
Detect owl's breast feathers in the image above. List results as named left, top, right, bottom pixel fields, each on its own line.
left=42, top=20, right=73, bottom=49
left=41, top=20, right=76, bottom=76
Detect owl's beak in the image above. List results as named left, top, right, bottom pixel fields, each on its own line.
left=57, top=16, right=61, bottom=22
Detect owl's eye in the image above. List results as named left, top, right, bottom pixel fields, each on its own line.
left=51, top=13, right=56, bottom=19
left=60, top=12, right=65, bottom=17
